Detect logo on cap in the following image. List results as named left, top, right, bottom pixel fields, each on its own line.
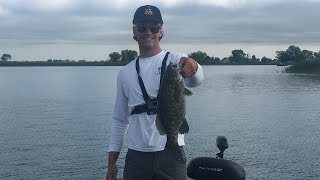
left=144, top=7, right=153, bottom=16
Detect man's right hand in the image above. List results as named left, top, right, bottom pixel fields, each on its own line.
left=106, top=151, right=120, bottom=180
left=106, top=164, right=118, bottom=180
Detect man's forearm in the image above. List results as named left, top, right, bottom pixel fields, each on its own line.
left=108, top=151, right=120, bottom=165
left=107, top=151, right=120, bottom=180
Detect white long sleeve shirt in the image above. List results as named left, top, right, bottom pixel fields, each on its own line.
left=108, top=50, right=203, bottom=152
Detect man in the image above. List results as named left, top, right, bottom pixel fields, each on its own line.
left=106, top=5, right=203, bottom=180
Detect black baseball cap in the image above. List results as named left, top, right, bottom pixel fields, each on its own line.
left=133, top=5, right=163, bottom=24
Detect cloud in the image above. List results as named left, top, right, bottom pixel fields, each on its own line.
left=163, top=1, right=320, bottom=44
left=0, top=0, right=319, bottom=60
left=0, top=4, right=7, bottom=15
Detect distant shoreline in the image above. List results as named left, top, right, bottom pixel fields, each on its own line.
left=0, top=61, right=128, bottom=67
left=0, top=61, right=277, bottom=67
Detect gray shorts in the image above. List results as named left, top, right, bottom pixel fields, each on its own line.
left=123, top=147, right=187, bottom=180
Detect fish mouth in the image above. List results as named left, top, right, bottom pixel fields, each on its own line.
left=171, top=64, right=178, bottom=68
left=171, top=64, right=182, bottom=71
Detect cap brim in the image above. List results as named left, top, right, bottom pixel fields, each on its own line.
left=133, top=17, right=163, bottom=24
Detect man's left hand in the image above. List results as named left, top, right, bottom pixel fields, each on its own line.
left=179, top=57, right=198, bottom=78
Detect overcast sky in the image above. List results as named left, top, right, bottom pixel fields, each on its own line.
left=0, top=0, right=320, bottom=61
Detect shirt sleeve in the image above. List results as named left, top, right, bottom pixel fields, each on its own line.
left=108, top=69, right=130, bottom=152
left=184, top=63, right=203, bottom=88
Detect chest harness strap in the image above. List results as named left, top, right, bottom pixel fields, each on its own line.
left=131, top=52, right=170, bottom=115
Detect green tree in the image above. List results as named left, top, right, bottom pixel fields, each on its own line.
left=230, top=49, right=246, bottom=63
left=261, top=56, right=272, bottom=64
left=109, top=52, right=121, bottom=62
left=190, top=51, right=210, bottom=64
left=286, top=45, right=303, bottom=62
left=301, top=50, right=315, bottom=61
left=213, top=57, right=221, bottom=63
left=251, top=55, right=257, bottom=61
left=315, top=51, right=320, bottom=59
left=276, top=45, right=305, bottom=62
left=121, top=49, right=138, bottom=62
left=248, top=55, right=260, bottom=64
left=1, top=54, right=12, bottom=62
left=276, top=50, right=289, bottom=62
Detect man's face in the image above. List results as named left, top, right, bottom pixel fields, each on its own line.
left=133, top=21, right=163, bottom=50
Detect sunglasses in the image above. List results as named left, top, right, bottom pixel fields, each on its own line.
left=134, top=25, right=161, bottom=34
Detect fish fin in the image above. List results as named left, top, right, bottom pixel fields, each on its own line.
left=184, top=88, right=193, bottom=96
left=156, top=115, right=166, bottom=135
left=179, top=118, right=189, bottom=134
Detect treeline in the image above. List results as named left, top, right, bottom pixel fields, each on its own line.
left=1, top=45, right=319, bottom=66
left=0, top=60, right=127, bottom=66
left=108, top=49, right=277, bottom=65
left=107, top=45, right=320, bottom=65
left=276, top=45, right=320, bottom=63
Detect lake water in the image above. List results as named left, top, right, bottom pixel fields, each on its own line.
left=0, top=66, right=319, bottom=180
